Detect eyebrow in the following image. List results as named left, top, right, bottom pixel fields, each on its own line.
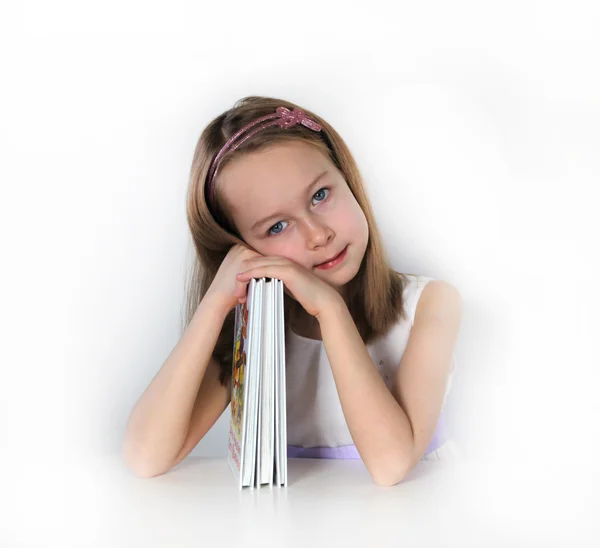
left=250, top=170, right=329, bottom=232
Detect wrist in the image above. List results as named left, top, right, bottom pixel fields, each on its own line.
left=200, top=290, right=233, bottom=321
left=316, top=291, right=346, bottom=324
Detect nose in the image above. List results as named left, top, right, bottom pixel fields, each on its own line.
left=301, top=216, right=334, bottom=249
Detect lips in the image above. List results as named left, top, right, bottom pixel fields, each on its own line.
left=316, top=246, right=347, bottom=267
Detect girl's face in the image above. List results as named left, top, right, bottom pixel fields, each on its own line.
left=218, top=141, right=369, bottom=291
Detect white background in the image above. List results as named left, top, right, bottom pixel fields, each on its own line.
left=1, top=0, right=599, bottom=545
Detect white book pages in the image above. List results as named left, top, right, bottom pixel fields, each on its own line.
left=259, top=279, right=274, bottom=486
left=258, top=278, right=267, bottom=486
left=277, top=279, right=288, bottom=486
left=267, top=279, right=275, bottom=487
left=253, top=279, right=264, bottom=489
left=273, top=279, right=282, bottom=487
left=269, top=280, right=276, bottom=487
left=255, top=280, right=262, bottom=490
left=231, top=277, right=287, bottom=489
left=245, top=279, right=262, bottom=489
left=273, top=286, right=281, bottom=487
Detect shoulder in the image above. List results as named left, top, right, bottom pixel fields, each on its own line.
left=416, top=279, right=463, bottom=321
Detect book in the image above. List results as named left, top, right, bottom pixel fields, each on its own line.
left=227, top=277, right=287, bottom=489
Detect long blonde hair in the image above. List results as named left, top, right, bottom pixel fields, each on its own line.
left=184, top=96, right=409, bottom=386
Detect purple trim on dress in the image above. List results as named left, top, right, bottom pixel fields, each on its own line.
left=287, top=443, right=361, bottom=459
left=287, top=408, right=451, bottom=459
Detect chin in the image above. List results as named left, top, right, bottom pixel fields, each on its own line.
left=325, top=260, right=361, bottom=289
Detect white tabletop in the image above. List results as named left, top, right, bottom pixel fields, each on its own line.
left=3, top=455, right=598, bottom=547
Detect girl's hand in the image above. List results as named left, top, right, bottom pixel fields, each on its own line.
left=235, top=256, right=343, bottom=318
left=204, top=244, right=265, bottom=313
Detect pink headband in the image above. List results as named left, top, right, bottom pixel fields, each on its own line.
left=205, top=106, right=323, bottom=216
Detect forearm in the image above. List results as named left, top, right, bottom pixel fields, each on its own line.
left=317, top=298, right=414, bottom=485
left=123, top=293, right=229, bottom=471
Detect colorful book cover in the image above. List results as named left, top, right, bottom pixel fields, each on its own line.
left=227, top=300, right=249, bottom=481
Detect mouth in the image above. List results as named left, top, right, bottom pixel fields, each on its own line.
left=315, top=245, right=348, bottom=269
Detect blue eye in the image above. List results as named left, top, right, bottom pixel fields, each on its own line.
left=268, top=221, right=286, bottom=236
left=313, top=188, right=328, bottom=203
left=267, top=188, right=330, bottom=236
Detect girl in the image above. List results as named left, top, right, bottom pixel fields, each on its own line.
left=123, top=96, right=463, bottom=486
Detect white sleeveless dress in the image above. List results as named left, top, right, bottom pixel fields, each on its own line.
left=285, top=274, right=461, bottom=461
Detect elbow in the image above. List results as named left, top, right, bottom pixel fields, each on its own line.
left=126, top=462, right=165, bottom=479
left=121, top=441, right=170, bottom=479
left=371, top=469, right=406, bottom=487
left=369, top=457, right=413, bottom=487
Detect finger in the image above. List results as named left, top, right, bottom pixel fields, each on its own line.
left=236, top=279, right=248, bottom=298
left=237, top=265, right=289, bottom=281
left=239, top=256, right=289, bottom=272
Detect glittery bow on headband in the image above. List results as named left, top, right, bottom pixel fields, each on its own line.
left=273, top=106, right=322, bottom=130
left=206, top=106, right=323, bottom=214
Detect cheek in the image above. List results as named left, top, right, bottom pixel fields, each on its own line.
left=335, top=199, right=367, bottom=237
left=262, top=240, right=299, bottom=261
left=268, top=238, right=315, bottom=269
left=246, top=232, right=303, bottom=264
